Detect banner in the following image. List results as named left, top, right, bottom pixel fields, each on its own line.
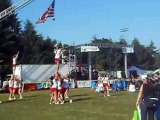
left=36, top=82, right=50, bottom=89
left=77, top=81, right=91, bottom=88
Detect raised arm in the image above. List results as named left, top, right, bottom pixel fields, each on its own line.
left=136, top=84, right=143, bottom=106
left=14, top=52, right=19, bottom=59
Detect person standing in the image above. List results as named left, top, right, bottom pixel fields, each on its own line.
left=57, top=74, right=64, bottom=104
left=49, top=74, right=58, bottom=104
left=8, top=75, right=14, bottom=100
left=102, top=75, right=110, bottom=97
left=12, top=52, right=19, bottom=75
left=53, top=44, right=63, bottom=72
left=136, top=78, right=159, bottom=120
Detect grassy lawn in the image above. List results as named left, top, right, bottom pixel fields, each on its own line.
left=0, top=88, right=137, bottom=120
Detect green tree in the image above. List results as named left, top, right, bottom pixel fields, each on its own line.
left=0, top=0, right=22, bottom=63
left=21, top=20, right=57, bottom=64
left=129, top=38, right=158, bottom=70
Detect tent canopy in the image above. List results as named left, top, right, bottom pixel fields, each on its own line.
left=128, top=66, right=144, bottom=77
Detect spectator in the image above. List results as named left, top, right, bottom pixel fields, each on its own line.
left=136, top=78, right=159, bottom=120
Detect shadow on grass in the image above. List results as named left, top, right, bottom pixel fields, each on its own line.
left=0, top=100, right=15, bottom=104
left=0, top=98, right=29, bottom=104
left=73, top=97, right=94, bottom=102
left=107, top=91, right=130, bottom=97
left=70, top=94, right=89, bottom=98
left=1, top=95, right=39, bottom=104
left=24, top=95, right=38, bottom=98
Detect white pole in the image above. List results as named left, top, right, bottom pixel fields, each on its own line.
left=88, top=52, right=92, bottom=80
left=124, top=53, right=128, bottom=78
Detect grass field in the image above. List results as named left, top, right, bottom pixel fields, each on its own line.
left=0, top=88, right=138, bottom=120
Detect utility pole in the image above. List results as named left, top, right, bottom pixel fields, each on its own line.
left=120, top=28, right=129, bottom=78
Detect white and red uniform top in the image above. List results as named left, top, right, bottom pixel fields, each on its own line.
left=8, top=80, right=13, bottom=88
left=12, top=57, right=16, bottom=65
left=13, top=80, right=19, bottom=88
left=57, top=80, right=62, bottom=90
left=103, top=77, right=109, bottom=83
left=54, top=49, right=62, bottom=59
left=51, top=79, right=58, bottom=89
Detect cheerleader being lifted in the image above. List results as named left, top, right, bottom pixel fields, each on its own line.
left=53, top=43, right=64, bottom=72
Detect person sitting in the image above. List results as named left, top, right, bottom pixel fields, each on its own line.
left=128, top=80, right=136, bottom=92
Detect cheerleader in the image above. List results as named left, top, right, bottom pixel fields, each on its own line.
left=63, top=76, right=70, bottom=99
left=53, top=44, right=63, bottom=72
left=18, top=78, right=23, bottom=99
left=12, top=52, right=19, bottom=75
left=102, top=75, right=110, bottom=97
left=50, top=73, right=58, bottom=104
left=12, top=76, right=19, bottom=99
left=8, top=75, right=14, bottom=100
left=49, top=76, right=55, bottom=104
left=62, top=75, right=72, bottom=103
left=57, top=77, right=64, bottom=104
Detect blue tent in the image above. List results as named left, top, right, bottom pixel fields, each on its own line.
left=128, top=66, right=144, bottom=77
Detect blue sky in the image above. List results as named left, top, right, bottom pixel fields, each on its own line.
left=12, top=0, right=160, bottom=49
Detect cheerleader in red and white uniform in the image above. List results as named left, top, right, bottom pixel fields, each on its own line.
left=57, top=77, right=64, bottom=104
left=49, top=75, right=58, bottom=104
left=12, top=76, right=19, bottom=99
left=53, top=44, right=63, bottom=72
left=8, top=75, right=14, bottom=100
left=49, top=76, right=54, bottom=104
left=102, top=75, right=110, bottom=97
left=12, top=52, right=19, bottom=75
left=18, top=78, right=23, bottom=99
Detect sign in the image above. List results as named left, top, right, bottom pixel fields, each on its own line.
left=36, top=82, right=50, bottom=89
left=81, top=46, right=99, bottom=52
left=122, top=47, right=134, bottom=53
left=77, top=81, right=91, bottom=88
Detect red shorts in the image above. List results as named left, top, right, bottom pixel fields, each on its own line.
left=54, top=58, right=59, bottom=63
left=9, top=87, right=13, bottom=92
left=13, top=87, right=19, bottom=94
left=58, top=89, right=63, bottom=94
left=103, top=83, right=109, bottom=88
left=50, top=88, right=57, bottom=93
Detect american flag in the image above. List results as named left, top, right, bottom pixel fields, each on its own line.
left=36, top=0, right=55, bottom=24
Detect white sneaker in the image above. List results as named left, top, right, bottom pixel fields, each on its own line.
left=49, top=103, right=52, bottom=104
left=19, top=97, right=23, bottom=99
left=107, top=95, right=110, bottom=97
left=0, top=101, right=2, bottom=103
left=69, top=99, right=72, bottom=103
left=55, top=102, right=59, bottom=105
left=60, top=102, right=64, bottom=104
left=9, top=98, right=12, bottom=100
